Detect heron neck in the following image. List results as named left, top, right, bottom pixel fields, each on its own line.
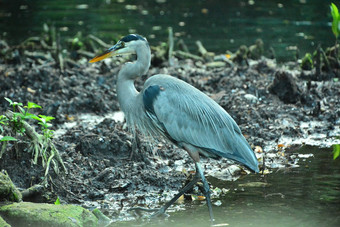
left=116, top=43, right=151, bottom=113
left=116, top=76, right=138, bottom=113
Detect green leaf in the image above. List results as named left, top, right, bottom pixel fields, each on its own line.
left=4, top=97, right=13, bottom=105
left=333, top=144, right=340, bottom=160
left=54, top=197, right=60, bottom=205
left=28, top=114, right=42, bottom=121
left=0, top=136, right=18, bottom=142
left=331, top=3, right=339, bottom=19
left=38, top=122, right=49, bottom=128
left=0, top=115, right=8, bottom=122
left=331, top=3, right=340, bottom=38
left=17, top=106, right=25, bottom=114
left=25, top=102, right=42, bottom=109
left=39, top=115, right=55, bottom=122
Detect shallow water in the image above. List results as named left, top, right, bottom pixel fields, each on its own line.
left=0, top=0, right=333, bottom=61
left=110, top=146, right=340, bottom=227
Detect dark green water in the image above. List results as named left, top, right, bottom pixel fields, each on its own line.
left=112, top=146, right=340, bottom=227
left=0, top=0, right=334, bottom=61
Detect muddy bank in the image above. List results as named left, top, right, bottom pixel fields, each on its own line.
left=0, top=34, right=339, bottom=223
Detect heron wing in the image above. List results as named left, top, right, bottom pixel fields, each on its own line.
left=142, top=75, right=258, bottom=172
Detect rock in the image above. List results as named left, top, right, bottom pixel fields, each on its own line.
left=92, top=208, right=111, bottom=226
left=244, top=94, right=258, bottom=103
left=268, top=70, right=301, bottom=104
left=0, top=215, right=10, bottom=227
left=0, top=171, right=22, bottom=202
left=0, top=202, right=98, bottom=227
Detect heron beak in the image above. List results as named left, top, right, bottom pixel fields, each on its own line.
left=89, top=42, right=124, bottom=63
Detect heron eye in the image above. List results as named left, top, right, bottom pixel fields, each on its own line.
left=120, top=41, right=125, bottom=47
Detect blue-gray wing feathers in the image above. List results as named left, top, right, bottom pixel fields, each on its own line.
left=142, top=74, right=259, bottom=172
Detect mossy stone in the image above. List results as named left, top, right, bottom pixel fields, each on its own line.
left=0, top=171, right=22, bottom=202
left=0, top=215, right=11, bottom=227
left=0, top=202, right=98, bottom=227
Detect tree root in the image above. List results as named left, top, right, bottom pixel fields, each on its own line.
left=4, top=110, right=67, bottom=176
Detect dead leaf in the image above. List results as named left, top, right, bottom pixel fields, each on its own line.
left=254, top=146, right=263, bottom=153
left=27, top=87, right=36, bottom=94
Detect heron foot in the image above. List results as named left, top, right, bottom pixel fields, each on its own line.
left=149, top=207, right=169, bottom=219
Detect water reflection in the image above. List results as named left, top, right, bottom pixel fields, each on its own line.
left=110, top=146, right=340, bottom=227
left=0, top=0, right=333, bottom=61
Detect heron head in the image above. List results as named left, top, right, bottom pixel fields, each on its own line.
left=89, top=34, right=148, bottom=63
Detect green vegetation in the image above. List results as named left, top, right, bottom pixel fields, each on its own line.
left=330, top=3, right=340, bottom=41
left=333, top=144, right=340, bottom=160
left=301, top=52, right=314, bottom=70
left=330, top=3, right=340, bottom=65
left=0, top=98, right=67, bottom=176
left=299, top=3, right=339, bottom=74
left=54, top=197, right=60, bottom=205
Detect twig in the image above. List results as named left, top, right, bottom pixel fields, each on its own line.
left=88, top=34, right=111, bottom=49
left=315, top=44, right=321, bottom=79
left=168, top=27, right=174, bottom=66
left=174, top=50, right=203, bottom=61
left=320, top=47, right=331, bottom=72
left=177, top=39, right=190, bottom=53
left=51, top=25, right=57, bottom=50
left=196, top=40, right=213, bottom=61
left=77, top=50, right=95, bottom=58
left=196, top=40, right=208, bottom=56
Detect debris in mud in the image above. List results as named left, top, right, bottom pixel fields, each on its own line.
left=268, top=70, right=301, bottom=104
left=0, top=30, right=339, bottom=224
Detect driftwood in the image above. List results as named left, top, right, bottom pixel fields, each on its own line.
left=87, top=34, right=111, bottom=49
left=174, top=50, right=203, bottom=61
left=168, top=27, right=174, bottom=66
left=21, top=184, right=44, bottom=200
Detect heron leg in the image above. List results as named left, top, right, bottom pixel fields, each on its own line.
left=129, top=132, right=140, bottom=160
left=128, top=172, right=201, bottom=217
left=129, top=161, right=214, bottom=223
left=151, top=162, right=214, bottom=223
left=149, top=170, right=201, bottom=218
left=195, top=162, right=215, bottom=223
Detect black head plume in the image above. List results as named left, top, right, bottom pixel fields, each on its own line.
left=120, top=34, right=146, bottom=43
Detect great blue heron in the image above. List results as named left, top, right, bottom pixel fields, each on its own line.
left=89, top=34, right=259, bottom=222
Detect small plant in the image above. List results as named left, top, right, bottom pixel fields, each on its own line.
left=330, top=3, right=340, bottom=65
left=331, top=3, right=340, bottom=40
left=301, top=53, right=313, bottom=70
left=54, top=197, right=61, bottom=205
left=333, top=144, right=340, bottom=160
left=0, top=98, right=67, bottom=176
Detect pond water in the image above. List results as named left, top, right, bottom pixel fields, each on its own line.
left=110, top=146, right=340, bottom=227
left=0, top=0, right=334, bottom=61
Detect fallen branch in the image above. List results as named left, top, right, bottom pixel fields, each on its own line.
left=87, top=34, right=111, bottom=49
left=21, top=184, right=44, bottom=200
left=174, top=50, right=203, bottom=61
left=168, top=27, right=174, bottom=66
